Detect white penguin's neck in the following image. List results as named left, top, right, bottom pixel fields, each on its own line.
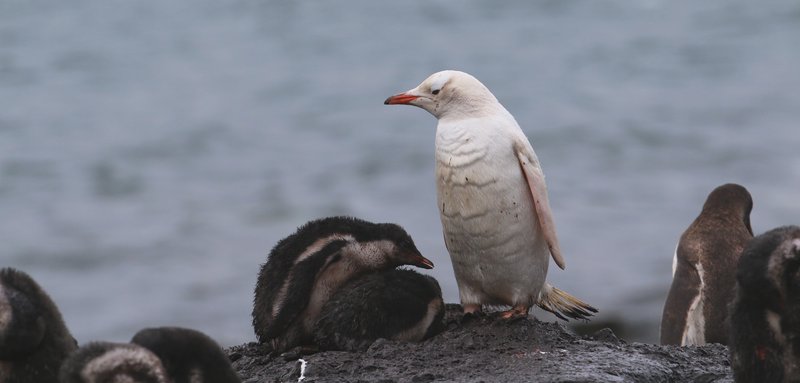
left=436, top=96, right=509, bottom=123
left=435, top=117, right=515, bottom=173
left=436, top=107, right=520, bottom=148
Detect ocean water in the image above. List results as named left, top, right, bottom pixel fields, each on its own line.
left=1, top=0, right=799, bottom=346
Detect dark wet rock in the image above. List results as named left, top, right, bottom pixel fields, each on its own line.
left=227, top=304, right=732, bottom=383
left=589, top=327, right=622, bottom=344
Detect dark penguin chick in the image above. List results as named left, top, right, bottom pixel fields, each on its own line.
left=130, top=327, right=241, bottom=383
left=252, top=216, right=434, bottom=353
left=0, top=268, right=77, bottom=383
left=729, top=225, right=800, bottom=383
left=660, top=183, right=753, bottom=346
left=314, top=269, right=445, bottom=351
left=59, top=342, right=170, bottom=383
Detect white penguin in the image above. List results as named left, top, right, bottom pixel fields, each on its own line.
left=385, top=70, right=595, bottom=320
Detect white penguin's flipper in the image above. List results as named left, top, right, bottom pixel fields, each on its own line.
left=515, top=146, right=565, bottom=270
left=536, top=283, right=598, bottom=320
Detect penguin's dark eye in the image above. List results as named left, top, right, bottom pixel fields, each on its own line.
left=432, top=89, right=440, bottom=95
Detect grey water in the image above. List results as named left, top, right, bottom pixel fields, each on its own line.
left=1, top=0, right=799, bottom=346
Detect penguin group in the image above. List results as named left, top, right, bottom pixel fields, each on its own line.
left=384, top=70, right=800, bottom=381
left=251, top=216, right=445, bottom=354
left=657, top=182, right=800, bottom=381
left=0, top=268, right=239, bottom=383
left=4, top=69, right=798, bottom=382
left=60, top=327, right=240, bottom=383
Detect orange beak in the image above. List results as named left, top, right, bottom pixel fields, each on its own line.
left=384, top=93, right=419, bottom=105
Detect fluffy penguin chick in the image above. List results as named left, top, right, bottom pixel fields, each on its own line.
left=252, top=216, right=435, bottom=353
left=385, top=70, right=596, bottom=320
left=661, top=183, right=753, bottom=346
left=729, top=225, right=800, bottom=383
left=314, top=269, right=445, bottom=351
left=131, top=327, right=241, bottom=383
left=59, top=342, right=169, bottom=383
left=0, top=267, right=77, bottom=383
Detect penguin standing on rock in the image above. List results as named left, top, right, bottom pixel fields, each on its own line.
left=730, top=225, right=800, bottom=383
left=385, top=70, right=596, bottom=320
left=131, top=327, right=241, bottom=383
left=59, top=342, right=170, bottom=383
left=661, top=183, right=753, bottom=345
left=252, top=216, right=435, bottom=353
left=314, top=269, right=445, bottom=351
left=0, top=267, right=77, bottom=383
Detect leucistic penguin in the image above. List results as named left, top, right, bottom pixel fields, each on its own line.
left=385, top=70, right=596, bottom=320
left=314, top=269, right=445, bottom=351
left=0, top=268, right=77, bottom=383
left=59, top=342, right=169, bottom=383
left=252, top=216, right=435, bottom=353
left=729, top=225, right=800, bottom=383
left=131, top=327, right=241, bottom=383
left=661, top=183, right=753, bottom=345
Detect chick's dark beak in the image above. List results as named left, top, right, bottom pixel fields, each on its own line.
left=408, top=253, right=434, bottom=269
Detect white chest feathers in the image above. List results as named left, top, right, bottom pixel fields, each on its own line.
left=681, top=262, right=706, bottom=345
left=434, top=116, right=532, bottom=218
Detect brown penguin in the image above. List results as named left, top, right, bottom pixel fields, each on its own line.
left=59, top=342, right=169, bottom=383
left=131, top=327, right=241, bottom=383
left=252, top=216, right=434, bottom=353
left=729, top=225, right=800, bottom=382
left=0, top=268, right=77, bottom=383
left=660, top=183, right=753, bottom=345
left=314, top=269, right=445, bottom=351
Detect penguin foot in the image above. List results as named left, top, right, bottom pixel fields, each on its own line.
left=462, top=303, right=482, bottom=315
left=499, top=305, right=530, bottom=321
left=459, top=310, right=487, bottom=325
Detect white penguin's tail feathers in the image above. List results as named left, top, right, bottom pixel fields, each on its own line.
left=537, top=283, right=598, bottom=321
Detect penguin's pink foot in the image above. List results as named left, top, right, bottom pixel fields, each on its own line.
left=463, top=304, right=482, bottom=315
left=499, top=305, right=530, bottom=321
left=460, top=304, right=487, bottom=324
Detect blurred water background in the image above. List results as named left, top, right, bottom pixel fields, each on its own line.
left=1, top=0, right=799, bottom=346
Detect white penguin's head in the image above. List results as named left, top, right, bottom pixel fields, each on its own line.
left=384, top=70, right=502, bottom=120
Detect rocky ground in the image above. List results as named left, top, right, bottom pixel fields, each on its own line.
left=226, top=305, right=732, bottom=383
